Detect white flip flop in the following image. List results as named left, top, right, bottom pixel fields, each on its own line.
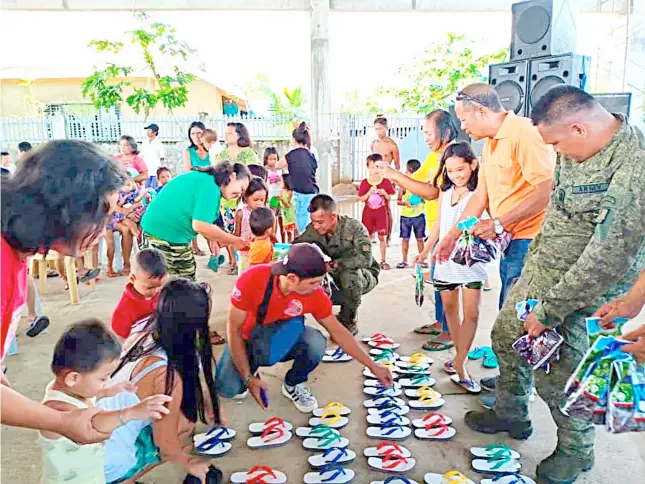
left=399, top=353, right=433, bottom=365
left=370, top=348, right=401, bottom=360
left=404, top=387, right=442, bottom=399
left=366, top=413, right=410, bottom=426
left=304, top=466, right=355, bottom=483
left=412, top=413, right=453, bottom=428
left=323, top=347, right=353, bottom=363
left=450, top=374, right=482, bottom=394
left=309, top=415, right=349, bottom=429
left=414, top=425, right=456, bottom=440
left=471, top=458, right=521, bottom=474
left=296, top=425, right=338, bottom=438
left=399, top=374, right=436, bottom=388
left=368, top=405, right=410, bottom=417
left=371, top=478, right=419, bottom=484
left=409, top=398, right=445, bottom=410
left=480, top=475, right=536, bottom=484
left=364, top=367, right=399, bottom=379
left=247, top=428, right=293, bottom=449
left=362, top=333, right=393, bottom=343
left=308, top=447, right=357, bottom=469
left=303, top=432, right=349, bottom=451
left=193, top=425, right=236, bottom=445
left=193, top=436, right=232, bottom=457
left=248, top=417, right=293, bottom=434
left=397, top=365, right=432, bottom=376
left=366, top=425, right=412, bottom=440
left=313, top=402, right=351, bottom=417
left=363, top=441, right=412, bottom=459
left=230, top=466, right=287, bottom=483
left=424, top=471, right=475, bottom=484
left=395, top=361, right=430, bottom=370
left=364, top=386, right=403, bottom=398
left=368, top=454, right=417, bottom=473
left=365, top=379, right=402, bottom=389
left=469, top=444, right=521, bottom=460
left=368, top=340, right=401, bottom=350
left=364, top=396, right=406, bottom=408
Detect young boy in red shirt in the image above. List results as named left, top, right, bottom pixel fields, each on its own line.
left=111, top=248, right=168, bottom=339
left=357, top=154, right=395, bottom=270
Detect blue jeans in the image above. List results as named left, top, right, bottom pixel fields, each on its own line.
left=216, top=317, right=326, bottom=398
left=294, top=192, right=316, bottom=234
left=499, top=239, right=532, bottom=309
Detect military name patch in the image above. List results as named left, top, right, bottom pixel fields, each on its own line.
left=572, top=183, right=609, bottom=195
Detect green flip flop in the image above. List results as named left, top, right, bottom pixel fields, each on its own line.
left=414, top=324, right=442, bottom=336
left=422, top=340, right=454, bottom=352
left=468, top=346, right=490, bottom=361
left=483, top=348, right=499, bottom=369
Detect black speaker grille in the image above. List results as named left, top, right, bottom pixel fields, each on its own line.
left=495, top=80, right=524, bottom=114
left=530, top=76, right=565, bottom=108
left=517, top=6, right=551, bottom=44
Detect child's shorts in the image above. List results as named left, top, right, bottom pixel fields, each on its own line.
left=400, top=214, right=426, bottom=239
left=434, top=280, right=484, bottom=293
left=362, top=207, right=389, bottom=236
left=283, top=223, right=296, bottom=233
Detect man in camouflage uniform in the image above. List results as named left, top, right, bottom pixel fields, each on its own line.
left=295, top=194, right=380, bottom=334
left=465, top=86, right=645, bottom=484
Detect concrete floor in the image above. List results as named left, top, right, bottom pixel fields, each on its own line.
left=2, top=240, right=645, bottom=483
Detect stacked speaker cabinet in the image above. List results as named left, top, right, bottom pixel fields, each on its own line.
left=489, top=60, right=529, bottom=115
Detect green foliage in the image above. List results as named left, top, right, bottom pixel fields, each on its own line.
left=383, top=33, right=508, bottom=113
left=339, top=90, right=382, bottom=115
left=81, top=12, right=197, bottom=117
left=268, top=86, right=307, bottom=122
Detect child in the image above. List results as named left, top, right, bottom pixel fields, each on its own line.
left=249, top=164, right=268, bottom=182
left=397, top=159, right=426, bottom=269
left=248, top=207, right=275, bottom=266
left=279, top=174, right=297, bottom=243
left=357, top=153, right=395, bottom=270
left=264, top=147, right=283, bottom=235
left=111, top=248, right=168, bottom=340
left=415, top=141, right=485, bottom=393
left=155, top=167, right=171, bottom=193
left=39, top=319, right=170, bottom=484
left=201, top=128, right=223, bottom=158
left=234, top=177, right=269, bottom=274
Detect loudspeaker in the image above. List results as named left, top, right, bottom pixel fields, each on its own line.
left=511, top=0, right=579, bottom=61
left=489, top=60, right=529, bottom=115
left=593, top=93, right=632, bottom=119
left=527, top=54, right=591, bottom=115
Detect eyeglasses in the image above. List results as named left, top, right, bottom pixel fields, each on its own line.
left=456, top=91, right=489, bottom=107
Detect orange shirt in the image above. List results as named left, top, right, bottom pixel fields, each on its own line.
left=481, top=111, right=555, bottom=240
left=248, top=238, right=274, bottom=265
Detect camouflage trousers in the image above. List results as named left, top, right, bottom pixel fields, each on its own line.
left=330, top=268, right=378, bottom=324
left=145, top=234, right=196, bottom=281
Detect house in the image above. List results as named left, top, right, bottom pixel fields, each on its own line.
left=0, top=65, right=247, bottom=117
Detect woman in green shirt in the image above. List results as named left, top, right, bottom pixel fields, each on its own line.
left=141, top=161, right=250, bottom=282
left=215, top=122, right=259, bottom=166
left=182, top=121, right=211, bottom=172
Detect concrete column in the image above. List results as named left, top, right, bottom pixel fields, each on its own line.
left=310, top=0, right=332, bottom=193
left=338, top=113, right=353, bottom=184
left=51, top=113, right=67, bottom=139
left=625, top=4, right=644, bottom=129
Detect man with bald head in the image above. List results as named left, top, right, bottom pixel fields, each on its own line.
left=465, top=85, right=645, bottom=483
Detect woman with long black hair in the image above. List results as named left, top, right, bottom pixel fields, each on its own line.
left=182, top=121, right=211, bottom=172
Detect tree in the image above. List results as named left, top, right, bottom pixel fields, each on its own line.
left=383, top=33, right=508, bottom=113
left=81, top=12, right=197, bottom=117
left=268, top=86, right=307, bottom=122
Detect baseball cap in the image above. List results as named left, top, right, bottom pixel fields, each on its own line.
left=271, top=243, right=330, bottom=279
left=144, top=123, right=159, bottom=133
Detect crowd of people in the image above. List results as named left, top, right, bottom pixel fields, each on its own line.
left=1, top=83, right=645, bottom=484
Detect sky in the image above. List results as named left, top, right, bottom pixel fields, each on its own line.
left=0, top=9, right=631, bottom=113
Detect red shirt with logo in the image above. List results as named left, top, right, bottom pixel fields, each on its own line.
left=111, top=283, right=159, bottom=339
left=1, top=236, right=28, bottom=362
left=230, top=264, right=333, bottom=340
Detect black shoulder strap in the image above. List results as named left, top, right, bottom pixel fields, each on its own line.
left=256, top=274, right=275, bottom=328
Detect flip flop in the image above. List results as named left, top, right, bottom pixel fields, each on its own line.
left=367, top=405, right=411, bottom=417
left=26, top=316, right=50, bottom=338
left=469, top=444, right=521, bottom=460
left=364, top=386, right=403, bottom=398
left=323, top=347, right=353, bottom=363
left=395, top=361, right=430, bottom=371
left=296, top=424, right=337, bottom=439
left=397, top=365, right=432, bottom=376
left=480, top=474, right=536, bottom=484
left=424, top=471, right=475, bottom=484
left=193, top=426, right=236, bottom=445
left=380, top=262, right=391, bottom=270
left=404, top=386, right=442, bottom=399
left=413, top=324, right=442, bottom=336
left=313, top=402, right=351, bottom=418
left=408, top=389, right=445, bottom=410
left=483, top=350, right=499, bottom=369
left=467, top=346, right=489, bottom=360
left=303, top=432, right=349, bottom=451
left=368, top=340, right=400, bottom=350
left=471, top=457, right=521, bottom=474
left=399, top=374, right=436, bottom=388
left=371, top=477, right=420, bottom=484
left=362, top=333, right=393, bottom=343
left=366, top=424, right=412, bottom=440
left=398, top=353, right=433, bottom=365
left=396, top=262, right=409, bottom=269
left=309, top=414, right=349, bottom=429
left=370, top=348, right=400, bottom=359
left=364, top=379, right=402, bottom=389
left=364, top=396, right=406, bottom=408
left=209, top=330, right=225, bottom=345
left=372, top=350, right=400, bottom=364
left=443, top=361, right=458, bottom=375
left=79, top=268, right=101, bottom=283
left=368, top=453, right=416, bottom=473
left=363, top=441, right=412, bottom=459
left=308, top=447, right=357, bottom=469
left=247, top=426, right=292, bottom=449
left=193, top=435, right=232, bottom=457
left=364, top=366, right=399, bottom=380
left=230, top=466, right=287, bottom=483
left=450, top=374, right=482, bottom=394
left=414, top=423, right=456, bottom=440
left=248, top=418, right=293, bottom=434
left=422, top=341, right=454, bottom=352
left=303, top=464, right=355, bottom=484
left=411, top=413, right=453, bottom=429
left=366, top=413, right=411, bottom=426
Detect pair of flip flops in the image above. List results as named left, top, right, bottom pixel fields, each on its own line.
left=406, top=387, right=446, bottom=410
left=399, top=373, right=436, bottom=388
left=364, top=441, right=416, bottom=474
left=412, top=413, right=456, bottom=440
left=467, top=346, right=499, bottom=369
left=323, top=347, right=353, bottom=363
left=364, top=363, right=400, bottom=380
left=193, top=426, right=236, bottom=457
left=371, top=349, right=400, bottom=364
left=246, top=418, right=293, bottom=449
left=396, top=352, right=434, bottom=368
left=469, top=444, right=523, bottom=475
left=423, top=471, right=475, bottom=484
left=298, top=425, right=350, bottom=451
left=230, top=465, right=286, bottom=483
left=303, top=464, right=355, bottom=483
left=307, top=405, right=350, bottom=429
left=363, top=333, right=401, bottom=350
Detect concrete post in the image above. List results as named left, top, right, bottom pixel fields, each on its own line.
left=625, top=6, right=644, bottom=129
left=51, top=113, right=67, bottom=139
left=338, top=113, right=353, bottom=184
left=310, top=0, right=332, bottom=193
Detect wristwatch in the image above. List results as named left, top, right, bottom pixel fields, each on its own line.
left=242, top=374, right=254, bottom=390
left=493, top=218, right=504, bottom=236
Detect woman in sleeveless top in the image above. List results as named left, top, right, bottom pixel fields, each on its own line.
left=100, top=279, right=220, bottom=484
left=215, top=122, right=259, bottom=166
left=182, top=121, right=211, bottom=172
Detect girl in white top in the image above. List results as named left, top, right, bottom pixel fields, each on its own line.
left=39, top=319, right=170, bottom=484
left=416, top=141, right=487, bottom=393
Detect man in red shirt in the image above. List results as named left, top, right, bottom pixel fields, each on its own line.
left=217, top=243, right=393, bottom=412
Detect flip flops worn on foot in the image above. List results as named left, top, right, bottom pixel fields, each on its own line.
left=422, top=340, right=454, bottom=352
left=450, top=374, right=482, bottom=394
left=380, top=262, right=391, bottom=270
left=413, top=324, right=441, bottom=336
left=209, top=331, right=225, bottom=345
left=396, top=262, right=409, bottom=269
left=443, top=361, right=458, bottom=375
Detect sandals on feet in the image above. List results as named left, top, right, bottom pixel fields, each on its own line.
left=209, top=331, right=225, bottom=345
left=380, top=261, right=391, bottom=270
left=396, top=262, right=409, bottom=269
left=413, top=324, right=441, bottom=336
left=422, top=340, right=454, bottom=352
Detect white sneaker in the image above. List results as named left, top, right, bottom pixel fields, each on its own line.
left=232, top=390, right=248, bottom=400
left=281, top=382, right=318, bottom=413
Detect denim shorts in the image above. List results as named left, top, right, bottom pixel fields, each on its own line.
left=400, top=214, right=426, bottom=239
left=433, top=279, right=484, bottom=292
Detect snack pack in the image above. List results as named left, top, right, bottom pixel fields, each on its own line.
left=512, top=329, right=564, bottom=373
left=273, top=243, right=291, bottom=262
left=586, top=316, right=629, bottom=346
left=450, top=217, right=512, bottom=267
